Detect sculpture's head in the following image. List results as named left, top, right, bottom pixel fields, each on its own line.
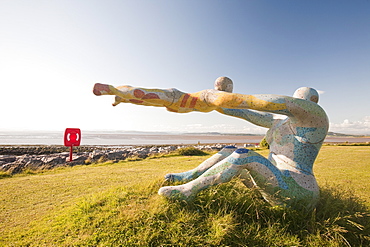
left=293, top=87, right=319, bottom=103
left=214, top=77, right=233, bottom=93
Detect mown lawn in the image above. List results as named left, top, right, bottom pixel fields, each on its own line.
left=0, top=146, right=369, bottom=246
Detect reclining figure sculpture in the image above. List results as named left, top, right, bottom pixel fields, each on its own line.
left=93, top=77, right=328, bottom=210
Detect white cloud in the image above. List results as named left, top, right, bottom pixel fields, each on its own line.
left=329, top=116, right=370, bottom=135
left=317, top=90, right=325, bottom=95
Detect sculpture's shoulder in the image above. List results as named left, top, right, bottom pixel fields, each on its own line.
left=286, top=98, right=328, bottom=128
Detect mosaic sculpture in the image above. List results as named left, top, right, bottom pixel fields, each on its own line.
left=93, top=77, right=329, bottom=210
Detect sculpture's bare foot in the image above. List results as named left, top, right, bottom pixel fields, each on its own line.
left=158, top=185, right=195, bottom=201
left=93, top=83, right=114, bottom=96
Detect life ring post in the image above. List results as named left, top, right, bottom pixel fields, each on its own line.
left=64, top=128, right=81, bottom=162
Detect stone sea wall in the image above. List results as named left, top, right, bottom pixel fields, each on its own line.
left=0, top=144, right=226, bottom=174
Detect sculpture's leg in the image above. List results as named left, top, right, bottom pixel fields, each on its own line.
left=159, top=148, right=320, bottom=210
left=158, top=149, right=276, bottom=200
left=165, top=145, right=237, bottom=182
left=158, top=148, right=285, bottom=202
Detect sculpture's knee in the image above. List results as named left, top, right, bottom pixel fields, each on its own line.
left=235, top=148, right=250, bottom=154
left=219, top=145, right=237, bottom=156
left=226, top=148, right=254, bottom=166
left=234, top=148, right=250, bottom=156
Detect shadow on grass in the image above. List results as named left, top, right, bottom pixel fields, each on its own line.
left=22, top=180, right=370, bottom=247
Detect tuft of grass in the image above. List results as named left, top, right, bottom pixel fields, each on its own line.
left=176, top=146, right=209, bottom=156
left=0, top=171, right=11, bottom=179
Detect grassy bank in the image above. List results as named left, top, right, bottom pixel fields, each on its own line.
left=1, top=146, right=369, bottom=246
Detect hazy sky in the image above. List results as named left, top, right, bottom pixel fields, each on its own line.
left=1, top=0, right=369, bottom=134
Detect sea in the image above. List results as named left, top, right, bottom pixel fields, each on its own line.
left=0, top=130, right=265, bottom=146
left=0, top=130, right=369, bottom=146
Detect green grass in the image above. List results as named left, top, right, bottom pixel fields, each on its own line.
left=314, top=145, right=370, bottom=206
left=0, top=146, right=369, bottom=246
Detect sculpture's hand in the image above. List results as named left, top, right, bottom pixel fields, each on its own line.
left=94, top=83, right=174, bottom=108
left=93, top=83, right=117, bottom=96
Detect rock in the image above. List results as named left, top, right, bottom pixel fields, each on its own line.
left=7, top=165, right=24, bottom=175
left=107, top=151, right=125, bottom=160
left=67, top=155, right=88, bottom=166
left=89, top=150, right=106, bottom=162
left=42, top=155, right=66, bottom=165
left=24, top=159, right=45, bottom=170
left=16, top=154, right=33, bottom=164
left=0, top=155, right=17, bottom=163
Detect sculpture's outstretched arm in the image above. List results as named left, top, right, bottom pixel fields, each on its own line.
left=216, top=108, right=276, bottom=128
left=206, top=92, right=292, bottom=115
left=203, top=91, right=328, bottom=128
left=93, top=83, right=214, bottom=113
left=93, top=83, right=326, bottom=127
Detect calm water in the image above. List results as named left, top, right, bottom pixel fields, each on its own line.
left=0, top=131, right=264, bottom=146
left=0, top=131, right=368, bottom=146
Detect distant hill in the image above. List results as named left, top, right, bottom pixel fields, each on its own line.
left=327, top=132, right=366, bottom=137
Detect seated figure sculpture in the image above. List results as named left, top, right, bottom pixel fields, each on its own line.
left=93, top=77, right=329, bottom=210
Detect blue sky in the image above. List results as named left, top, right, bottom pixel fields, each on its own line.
left=1, top=0, right=369, bottom=134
